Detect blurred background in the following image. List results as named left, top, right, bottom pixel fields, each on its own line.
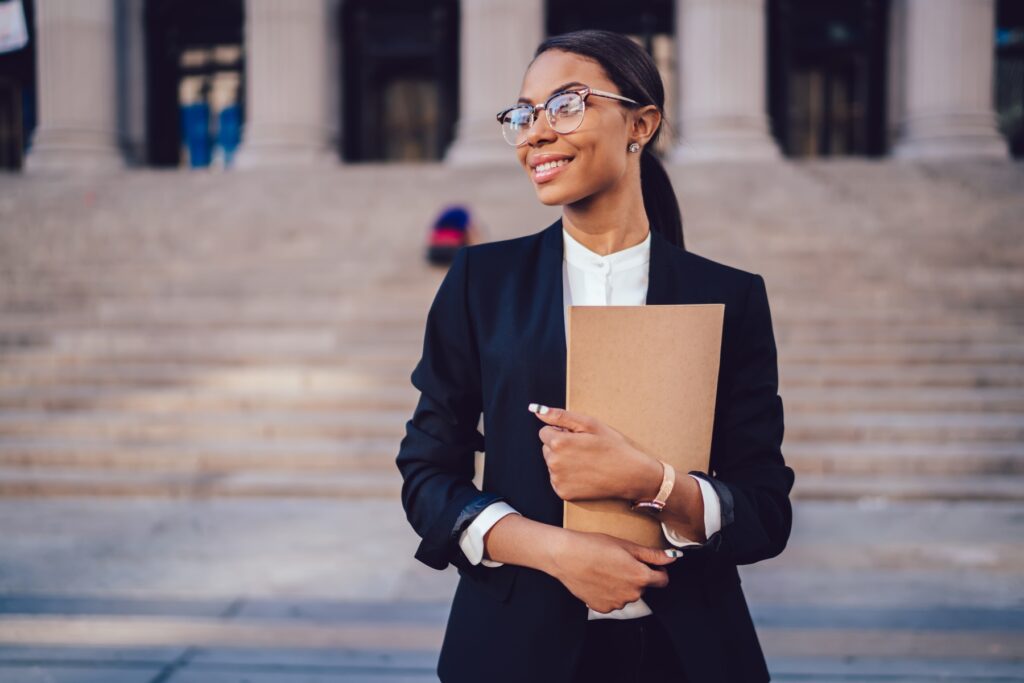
left=0, top=0, right=1022, bottom=681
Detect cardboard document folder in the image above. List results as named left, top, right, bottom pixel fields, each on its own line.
left=563, top=304, right=724, bottom=548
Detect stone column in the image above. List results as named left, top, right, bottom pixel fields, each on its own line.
left=26, top=0, right=124, bottom=172
left=444, top=0, right=543, bottom=166
left=116, top=0, right=147, bottom=165
left=892, top=0, right=1007, bottom=159
left=235, top=0, right=335, bottom=167
left=670, top=0, right=779, bottom=162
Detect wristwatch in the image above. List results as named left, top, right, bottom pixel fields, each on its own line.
left=630, top=460, right=675, bottom=515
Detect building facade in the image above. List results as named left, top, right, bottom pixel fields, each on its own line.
left=2, top=0, right=1019, bottom=171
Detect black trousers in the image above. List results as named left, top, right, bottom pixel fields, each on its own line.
left=570, top=614, right=689, bottom=682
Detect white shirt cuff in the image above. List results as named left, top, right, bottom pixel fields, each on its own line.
left=662, top=474, right=722, bottom=547
left=458, top=501, right=521, bottom=567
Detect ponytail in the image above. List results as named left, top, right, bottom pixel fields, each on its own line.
left=640, top=146, right=684, bottom=250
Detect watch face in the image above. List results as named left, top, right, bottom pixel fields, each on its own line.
left=631, top=501, right=664, bottom=515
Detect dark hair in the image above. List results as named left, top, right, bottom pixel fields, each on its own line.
left=531, top=29, right=685, bottom=250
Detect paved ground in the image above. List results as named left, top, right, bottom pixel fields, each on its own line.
left=0, top=496, right=1022, bottom=682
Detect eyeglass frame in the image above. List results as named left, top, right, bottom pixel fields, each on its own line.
left=495, top=85, right=640, bottom=147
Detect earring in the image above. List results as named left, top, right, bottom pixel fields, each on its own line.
left=628, top=142, right=640, bottom=153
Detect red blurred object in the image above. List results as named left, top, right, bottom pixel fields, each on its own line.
left=430, top=227, right=467, bottom=247
left=426, top=204, right=476, bottom=265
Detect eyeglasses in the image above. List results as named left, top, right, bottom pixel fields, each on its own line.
left=495, top=85, right=640, bottom=147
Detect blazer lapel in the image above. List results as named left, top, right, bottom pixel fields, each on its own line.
left=528, top=217, right=569, bottom=411
left=646, top=223, right=679, bottom=306
left=529, top=217, right=683, bottom=411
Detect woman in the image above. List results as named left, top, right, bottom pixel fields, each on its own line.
left=396, top=29, right=795, bottom=683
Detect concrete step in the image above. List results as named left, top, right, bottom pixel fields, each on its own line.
left=785, top=412, right=1024, bottom=443
left=0, top=315, right=422, bottom=337
left=5, top=385, right=1019, bottom=415
left=0, top=436, right=400, bottom=472
left=791, top=473, right=1024, bottom=502
left=0, top=362, right=416, bottom=388
left=0, top=466, right=1019, bottom=504
left=8, top=331, right=426, bottom=358
left=4, top=341, right=1024, bottom=370
left=0, top=409, right=1017, bottom=444
left=5, top=325, right=1024, bottom=351
left=4, top=292, right=1022, bottom=321
left=0, top=435, right=1019, bottom=478
left=3, top=296, right=1021, bottom=328
left=780, top=342, right=1024, bottom=365
left=3, top=358, right=1020, bottom=390
left=6, top=283, right=1021, bottom=312
left=0, top=384, right=419, bottom=412
left=4, top=335, right=1023, bottom=365
left=0, top=409, right=411, bottom=441
left=779, top=364, right=1024, bottom=388
left=785, top=441, right=1024, bottom=476
left=0, top=466, right=400, bottom=499
left=781, top=387, right=1024, bottom=413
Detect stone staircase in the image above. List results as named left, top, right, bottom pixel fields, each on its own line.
left=0, top=160, right=1022, bottom=501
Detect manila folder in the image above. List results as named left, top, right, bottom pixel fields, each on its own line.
left=563, top=304, right=724, bottom=548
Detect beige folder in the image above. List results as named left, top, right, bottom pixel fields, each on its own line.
left=563, top=304, right=724, bottom=548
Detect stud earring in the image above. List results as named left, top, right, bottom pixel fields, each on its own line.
left=628, top=142, right=640, bottom=153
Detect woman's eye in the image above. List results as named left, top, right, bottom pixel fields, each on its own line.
left=552, top=98, right=578, bottom=114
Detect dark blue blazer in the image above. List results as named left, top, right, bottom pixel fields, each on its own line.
left=396, top=216, right=795, bottom=683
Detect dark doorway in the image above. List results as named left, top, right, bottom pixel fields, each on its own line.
left=997, top=0, right=1024, bottom=158
left=145, top=0, right=244, bottom=167
left=768, top=0, right=888, bottom=157
left=0, top=0, right=35, bottom=171
left=341, top=0, right=459, bottom=162
left=546, top=0, right=674, bottom=52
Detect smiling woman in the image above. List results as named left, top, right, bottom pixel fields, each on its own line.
left=396, top=28, right=794, bottom=683
left=500, top=35, right=685, bottom=252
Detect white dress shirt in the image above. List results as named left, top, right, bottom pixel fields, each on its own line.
left=458, top=225, right=722, bottom=620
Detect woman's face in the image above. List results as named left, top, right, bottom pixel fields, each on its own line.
left=513, top=50, right=639, bottom=207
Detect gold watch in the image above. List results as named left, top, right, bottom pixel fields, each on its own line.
left=630, top=460, right=675, bottom=515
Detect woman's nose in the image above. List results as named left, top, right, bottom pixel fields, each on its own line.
left=525, top=111, right=557, bottom=146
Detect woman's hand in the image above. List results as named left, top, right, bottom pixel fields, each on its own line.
left=549, top=529, right=680, bottom=614
left=529, top=403, right=661, bottom=502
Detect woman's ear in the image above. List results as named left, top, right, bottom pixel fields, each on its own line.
left=631, top=105, right=662, bottom=148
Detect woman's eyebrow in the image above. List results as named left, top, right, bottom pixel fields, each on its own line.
left=517, top=81, right=587, bottom=104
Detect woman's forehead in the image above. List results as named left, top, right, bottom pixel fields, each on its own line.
left=517, top=51, right=613, bottom=103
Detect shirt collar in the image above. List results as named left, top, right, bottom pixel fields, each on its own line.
left=562, top=226, right=651, bottom=273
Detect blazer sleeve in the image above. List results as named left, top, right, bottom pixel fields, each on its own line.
left=685, top=273, right=795, bottom=566
left=396, top=246, right=509, bottom=573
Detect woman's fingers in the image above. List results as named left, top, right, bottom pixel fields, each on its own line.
left=645, top=566, right=670, bottom=589
left=556, top=533, right=680, bottom=611
left=528, top=404, right=599, bottom=433
left=625, top=542, right=681, bottom=567
left=625, top=542, right=676, bottom=589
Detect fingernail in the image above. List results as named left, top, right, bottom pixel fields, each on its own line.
left=538, top=405, right=550, bottom=415
left=528, top=403, right=539, bottom=413
left=664, top=549, right=684, bottom=558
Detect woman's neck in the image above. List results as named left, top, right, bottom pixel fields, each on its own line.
left=562, top=179, right=650, bottom=256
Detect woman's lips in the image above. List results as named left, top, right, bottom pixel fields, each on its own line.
left=532, top=158, right=573, bottom=184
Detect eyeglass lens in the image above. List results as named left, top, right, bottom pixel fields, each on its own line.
left=501, top=91, right=585, bottom=146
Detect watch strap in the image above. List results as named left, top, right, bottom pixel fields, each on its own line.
left=630, top=460, right=676, bottom=514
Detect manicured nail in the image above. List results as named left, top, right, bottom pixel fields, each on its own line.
left=528, top=403, right=549, bottom=415
left=538, top=405, right=550, bottom=414
left=664, top=549, right=684, bottom=558
left=528, top=403, right=539, bottom=413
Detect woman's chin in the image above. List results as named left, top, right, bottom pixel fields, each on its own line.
left=535, top=192, right=564, bottom=206
left=534, top=184, right=576, bottom=206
